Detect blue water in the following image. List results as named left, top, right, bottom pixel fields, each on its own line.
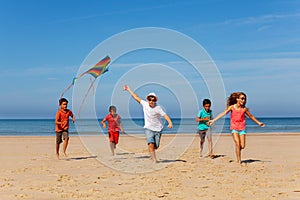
left=0, top=118, right=299, bottom=136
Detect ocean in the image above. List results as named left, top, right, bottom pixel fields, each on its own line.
left=0, top=117, right=299, bottom=136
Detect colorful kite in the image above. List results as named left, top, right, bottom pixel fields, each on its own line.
left=60, top=55, right=111, bottom=117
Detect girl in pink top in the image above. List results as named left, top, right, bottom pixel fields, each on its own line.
left=209, top=92, right=264, bottom=164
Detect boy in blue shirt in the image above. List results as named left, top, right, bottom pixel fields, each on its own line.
left=196, top=99, right=214, bottom=158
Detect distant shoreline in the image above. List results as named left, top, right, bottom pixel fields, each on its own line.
left=1, top=117, right=299, bottom=136
left=0, top=116, right=299, bottom=120
left=1, top=132, right=299, bottom=138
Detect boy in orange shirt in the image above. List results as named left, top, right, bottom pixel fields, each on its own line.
left=55, top=98, right=76, bottom=159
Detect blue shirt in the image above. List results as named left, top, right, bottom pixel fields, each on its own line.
left=197, top=109, right=212, bottom=130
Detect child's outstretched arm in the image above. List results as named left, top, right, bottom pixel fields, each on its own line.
left=123, top=85, right=141, bottom=103
left=163, top=114, right=173, bottom=128
left=208, top=106, right=232, bottom=125
left=245, top=109, right=264, bottom=127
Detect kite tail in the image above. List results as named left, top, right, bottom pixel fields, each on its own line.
left=78, top=78, right=97, bottom=118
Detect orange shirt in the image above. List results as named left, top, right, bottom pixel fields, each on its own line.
left=55, top=109, right=74, bottom=132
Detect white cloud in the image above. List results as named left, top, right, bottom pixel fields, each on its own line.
left=217, top=13, right=300, bottom=26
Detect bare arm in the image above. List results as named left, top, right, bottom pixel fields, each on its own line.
left=55, top=118, right=61, bottom=125
left=245, top=108, right=264, bottom=127
left=119, top=122, right=125, bottom=134
left=101, top=118, right=107, bottom=128
left=209, top=106, right=233, bottom=125
left=55, top=112, right=67, bottom=126
left=163, top=114, right=173, bottom=128
left=72, top=115, right=76, bottom=123
left=123, top=85, right=141, bottom=103
left=55, top=112, right=63, bottom=125
left=195, top=117, right=210, bottom=122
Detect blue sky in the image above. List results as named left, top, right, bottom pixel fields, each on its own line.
left=0, top=0, right=299, bottom=119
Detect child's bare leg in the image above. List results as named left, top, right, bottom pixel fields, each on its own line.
left=148, top=143, right=157, bottom=163
left=239, top=134, right=246, bottom=150
left=232, top=133, right=242, bottom=164
left=110, top=142, right=115, bottom=156
left=56, top=144, right=60, bottom=160
left=207, top=138, right=214, bottom=158
left=63, top=138, right=69, bottom=157
left=199, top=140, right=204, bottom=157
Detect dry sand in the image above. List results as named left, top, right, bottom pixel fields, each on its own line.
left=1, top=133, right=300, bottom=200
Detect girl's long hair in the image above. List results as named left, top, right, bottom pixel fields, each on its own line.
left=227, top=92, right=247, bottom=107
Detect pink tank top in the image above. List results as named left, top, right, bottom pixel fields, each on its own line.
left=230, top=106, right=246, bottom=131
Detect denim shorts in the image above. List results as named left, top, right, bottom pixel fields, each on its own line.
left=231, top=130, right=246, bottom=135
left=145, top=128, right=162, bottom=148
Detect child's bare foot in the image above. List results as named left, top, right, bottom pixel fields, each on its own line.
left=152, top=159, right=158, bottom=164
left=56, top=153, right=60, bottom=160
left=210, top=154, right=215, bottom=159
left=63, top=152, right=68, bottom=158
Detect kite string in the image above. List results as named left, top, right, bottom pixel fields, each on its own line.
left=60, top=83, right=73, bottom=99
left=90, top=77, right=95, bottom=96
left=78, top=78, right=97, bottom=118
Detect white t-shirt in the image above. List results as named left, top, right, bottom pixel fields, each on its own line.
left=140, top=100, right=166, bottom=132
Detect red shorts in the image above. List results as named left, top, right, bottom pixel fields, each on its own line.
left=108, top=131, right=119, bottom=144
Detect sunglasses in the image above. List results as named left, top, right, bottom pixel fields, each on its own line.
left=240, top=97, right=246, bottom=100
left=148, top=98, right=156, bottom=102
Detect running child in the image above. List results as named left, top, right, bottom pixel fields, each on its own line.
left=55, top=98, right=76, bottom=159
left=101, top=105, right=124, bottom=156
left=196, top=99, right=214, bottom=158
left=208, top=92, right=264, bottom=164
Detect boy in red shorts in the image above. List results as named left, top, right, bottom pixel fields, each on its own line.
left=101, top=105, right=124, bottom=156
left=55, top=98, right=76, bottom=159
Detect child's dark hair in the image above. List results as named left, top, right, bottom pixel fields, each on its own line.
left=59, top=98, right=68, bottom=105
left=109, top=105, right=117, bottom=112
left=202, top=99, right=211, bottom=106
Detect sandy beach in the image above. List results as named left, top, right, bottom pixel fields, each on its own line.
left=1, top=133, right=300, bottom=200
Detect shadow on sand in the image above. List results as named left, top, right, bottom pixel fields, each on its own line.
left=211, top=154, right=226, bottom=159
left=134, top=155, right=187, bottom=163
left=135, top=155, right=151, bottom=159
left=159, top=159, right=187, bottom=163
left=116, top=152, right=135, bottom=156
left=65, top=155, right=97, bottom=161
left=242, top=159, right=271, bottom=164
